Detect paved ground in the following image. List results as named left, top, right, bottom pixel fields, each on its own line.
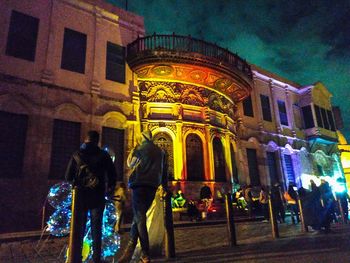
left=1, top=219, right=349, bottom=263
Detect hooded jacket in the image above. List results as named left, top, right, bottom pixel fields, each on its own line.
left=128, top=140, right=164, bottom=189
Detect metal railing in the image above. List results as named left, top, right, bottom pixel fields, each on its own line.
left=127, top=33, right=253, bottom=79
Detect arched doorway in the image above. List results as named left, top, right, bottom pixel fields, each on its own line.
left=153, top=132, right=174, bottom=181
left=213, top=137, right=226, bottom=182
left=186, top=133, right=204, bottom=181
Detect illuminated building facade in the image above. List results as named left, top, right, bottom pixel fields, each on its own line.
left=0, top=0, right=345, bottom=232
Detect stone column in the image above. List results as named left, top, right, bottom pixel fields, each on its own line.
left=175, top=121, right=184, bottom=180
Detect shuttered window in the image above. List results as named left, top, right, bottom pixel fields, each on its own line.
left=278, top=100, right=288, bottom=126
left=49, top=119, right=81, bottom=179
left=314, top=105, right=323, bottom=128
left=243, top=95, right=254, bottom=117
left=301, top=105, right=315, bottom=129
left=213, top=137, right=226, bottom=182
left=101, top=127, right=124, bottom=182
left=106, top=42, right=125, bottom=83
left=6, top=10, right=39, bottom=61
left=61, top=28, right=87, bottom=74
left=0, top=111, right=28, bottom=178
left=247, top=148, right=260, bottom=186
left=260, top=94, right=272, bottom=121
left=267, top=152, right=278, bottom=185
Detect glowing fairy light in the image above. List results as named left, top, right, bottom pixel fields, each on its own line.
left=46, top=182, right=120, bottom=262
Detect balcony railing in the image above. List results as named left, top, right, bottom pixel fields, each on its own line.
left=127, top=33, right=253, bottom=79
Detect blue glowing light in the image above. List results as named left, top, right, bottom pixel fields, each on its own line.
left=47, top=182, right=72, bottom=209
left=46, top=182, right=120, bottom=261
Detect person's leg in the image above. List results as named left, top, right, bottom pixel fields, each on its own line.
left=119, top=187, right=155, bottom=263
left=133, top=187, right=156, bottom=258
left=90, top=205, right=104, bottom=263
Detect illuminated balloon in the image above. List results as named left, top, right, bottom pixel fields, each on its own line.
left=101, top=233, right=120, bottom=258
left=47, top=182, right=72, bottom=209
left=47, top=208, right=71, bottom=236
left=47, top=182, right=120, bottom=261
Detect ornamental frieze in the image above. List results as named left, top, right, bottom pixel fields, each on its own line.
left=183, top=125, right=205, bottom=136
left=134, top=63, right=251, bottom=102
left=147, top=122, right=177, bottom=134
left=139, top=81, right=235, bottom=117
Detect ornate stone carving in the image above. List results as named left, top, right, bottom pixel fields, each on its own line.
left=139, top=80, right=235, bottom=117
left=133, top=63, right=252, bottom=103
left=180, top=85, right=207, bottom=106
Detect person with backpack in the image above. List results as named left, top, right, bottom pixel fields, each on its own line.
left=118, top=130, right=166, bottom=263
left=65, top=130, right=117, bottom=263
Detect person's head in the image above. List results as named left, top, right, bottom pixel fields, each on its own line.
left=119, top=182, right=126, bottom=189
left=85, top=130, right=99, bottom=145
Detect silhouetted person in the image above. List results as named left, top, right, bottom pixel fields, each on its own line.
left=65, top=130, right=116, bottom=263
left=118, top=130, right=165, bottom=263
left=270, top=183, right=285, bottom=223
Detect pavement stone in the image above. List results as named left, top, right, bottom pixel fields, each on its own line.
left=1, top=219, right=349, bottom=263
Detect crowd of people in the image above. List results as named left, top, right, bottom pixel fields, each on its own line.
left=64, top=130, right=349, bottom=263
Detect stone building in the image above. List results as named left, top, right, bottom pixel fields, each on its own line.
left=0, top=0, right=345, bottom=233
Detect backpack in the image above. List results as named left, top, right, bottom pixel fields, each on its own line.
left=73, top=153, right=99, bottom=189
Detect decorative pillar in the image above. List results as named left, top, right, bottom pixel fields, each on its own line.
left=224, top=132, right=233, bottom=182
left=204, top=124, right=213, bottom=181
left=175, top=121, right=184, bottom=180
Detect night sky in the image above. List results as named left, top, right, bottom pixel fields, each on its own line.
left=109, top=0, right=350, bottom=141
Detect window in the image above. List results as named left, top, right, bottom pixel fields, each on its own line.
left=61, top=28, right=87, bottom=73
left=301, top=105, right=315, bottom=129
left=243, top=95, right=254, bottom=117
left=278, top=100, right=288, bottom=126
left=267, top=152, right=279, bottom=185
left=49, top=119, right=81, bottom=179
left=327, top=110, right=336, bottom=131
left=293, top=103, right=302, bottom=129
left=0, top=111, right=28, bottom=178
left=314, top=105, right=323, bottom=128
left=6, top=10, right=39, bottom=61
left=102, top=127, right=125, bottom=182
left=321, top=108, right=330, bottom=130
left=246, top=148, right=260, bottom=186
left=106, top=42, right=125, bottom=83
left=260, top=94, right=272, bottom=121
left=213, top=137, right=226, bottom=182
left=186, top=134, right=204, bottom=181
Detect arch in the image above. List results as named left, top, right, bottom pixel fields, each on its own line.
left=102, top=111, right=128, bottom=129
left=0, top=93, right=35, bottom=115
left=282, top=144, right=294, bottom=155
left=266, top=141, right=279, bottom=152
left=153, top=130, right=174, bottom=181
left=185, top=133, right=205, bottom=181
left=213, top=136, right=226, bottom=182
left=53, top=103, right=85, bottom=122
left=247, top=136, right=260, bottom=147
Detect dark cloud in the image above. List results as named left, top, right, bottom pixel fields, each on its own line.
left=108, top=0, right=350, bottom=141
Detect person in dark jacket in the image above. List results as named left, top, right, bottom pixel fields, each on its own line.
left=65, top=130, right=116, bottom=263
left=119, top=130, right=165, bottom=263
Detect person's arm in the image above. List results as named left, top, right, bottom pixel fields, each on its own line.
left=65, top=155, right=77, bottom=183
left=127, top=147, right=140, bottom=168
